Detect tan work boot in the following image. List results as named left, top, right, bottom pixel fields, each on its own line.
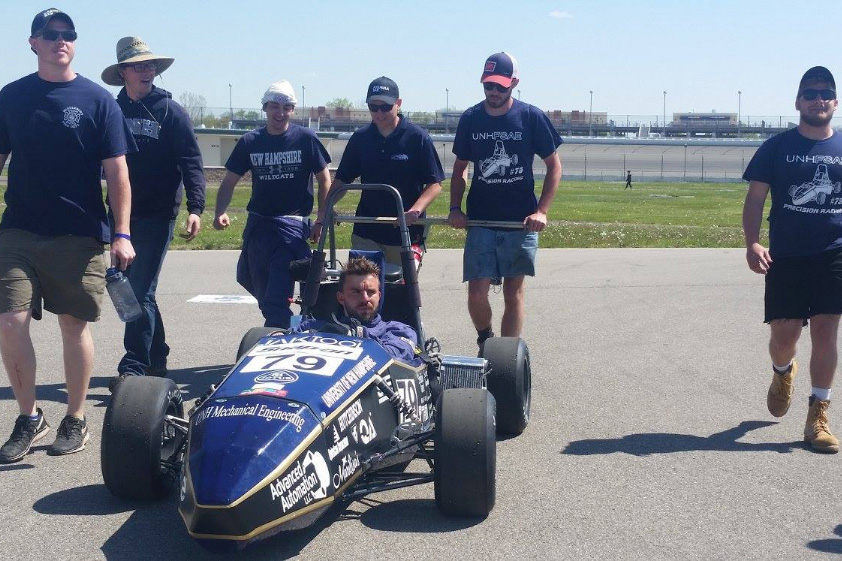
left=767, top=360, right=798, bottom=417
left=804, top=396, right=840, bottom=454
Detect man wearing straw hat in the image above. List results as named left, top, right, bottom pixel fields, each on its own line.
left=101, top=37, right=206, bottom=391
left=0, top=8, right=135, bottom=462
left=449, top=52, right=562, bottom=352
left=214, top=80, right=331, bottom=329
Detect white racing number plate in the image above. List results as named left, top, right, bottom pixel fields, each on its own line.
left=244, top=335, right=364, bottom=377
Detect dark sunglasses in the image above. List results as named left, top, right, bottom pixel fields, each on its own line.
left=121, top=62, right=157, bottom=73
left=800, top=88, right=836, bottom=101
left=483, top=82, right=510, bottom=93
left=37, top=29, right=77, bottom=42
left=368, top=103, right=394, bottom=113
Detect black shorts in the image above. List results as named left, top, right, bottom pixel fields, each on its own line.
left=765, top=247, right=842, bottom=323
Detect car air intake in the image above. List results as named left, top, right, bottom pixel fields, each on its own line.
left=439, top=356, right=487, bottom=390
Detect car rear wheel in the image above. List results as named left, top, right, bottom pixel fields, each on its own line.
left=237, top=327, right=282, bottom=361
left=101, top=376, right=184, bottom=499
left=434, top=388, right=496, bottom=517
left=482, top=337, right=531, bottom=436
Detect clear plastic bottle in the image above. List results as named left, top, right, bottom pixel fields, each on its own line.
left=105, top=267, right=142, bottom=322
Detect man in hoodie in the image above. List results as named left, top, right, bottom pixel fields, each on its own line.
left=101, top=37, right=205, bottom=390
left=214, top=80, right=331, bottom=329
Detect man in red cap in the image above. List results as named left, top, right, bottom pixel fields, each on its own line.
left=448, top=52, right=562, bottom=352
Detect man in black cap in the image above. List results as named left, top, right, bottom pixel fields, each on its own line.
left=328, top=77, right=444, bottom=267
left=0, top=8, right=135, bottom=462
left=743, top=65, right=842, bottom=453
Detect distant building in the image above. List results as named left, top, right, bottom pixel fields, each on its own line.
left=672, top=112, right=737, bottom=126
left=546, top=110, right=608, bottom=126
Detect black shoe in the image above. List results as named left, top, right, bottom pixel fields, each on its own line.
left=477, top=329, right=495, bottom=357
left=47, top=415, right=89, bottom=456
left=0, top=409, right=50, bottom=463
left=108, top=373, right=130, bottom=394
left=146, top=364, right=168, bottom=378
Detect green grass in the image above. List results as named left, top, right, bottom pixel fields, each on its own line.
left=0, top=179, right=767, bottom=249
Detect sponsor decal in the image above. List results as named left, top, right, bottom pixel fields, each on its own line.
left=180, top=471, right=187, bottom=503
left=239, top=383, right=288, bottom=397
left=350, top=424, right=359, bottom=443
left=327, top=434, right=349, bottom=460
left=395, top=379, right=420, bottom=424
left=270, top=450, right=331, bottom=512
left=332, top=453, right=361, bottom=489
left=254, top=370, right=298, bottom=384
left=193, top=402, right=306, bottom=431
left=358, top=413, right=377, bottom=444
left=250, top=335, right=363, bottom=361
left=62, top=106, right=83, bottom=129
left=337, top=399, right=363, bottom=432
left=321, top=355, right=376, bottom=407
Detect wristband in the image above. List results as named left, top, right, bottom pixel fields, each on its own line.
left=449, top=206, right=461, bottom=212
left=113, top=233, right=131, bottom=241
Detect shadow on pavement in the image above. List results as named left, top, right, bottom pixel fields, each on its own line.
left=357, top=497, right=483, bottom=532
left=807, top=524, right=842, bottom=554
left=561, top=420, right=804, bottom=456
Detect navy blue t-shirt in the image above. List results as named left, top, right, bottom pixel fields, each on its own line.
left=0, top=73, right=134, bottom=242
left=453, top=99, right=562, bottom=222
left=743, top=128, right=842, bottom=258
left=226, top=125, right=330, bottom=217
left=335, top=116, right=444, bottom=245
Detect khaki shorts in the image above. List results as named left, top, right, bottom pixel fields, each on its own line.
left=0, top=229, right=107, bottom=321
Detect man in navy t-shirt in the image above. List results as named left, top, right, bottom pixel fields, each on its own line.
left=331, top=77, right=444, bottom=267
left=449, top=52, right=562, bottom=352
left=214, top=80, right=331, bottom=328
left=743, top=65, right=842, bottom=453
left=0, top=9, right=136, bottom=463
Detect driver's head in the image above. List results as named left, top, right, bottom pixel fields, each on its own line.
left=337, top=257, right=381, bottom=323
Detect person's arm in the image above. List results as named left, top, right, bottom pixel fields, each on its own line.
left=448, top=159, right=470, bottom=228
left=311, top=167, right=332, bottom=242
left=524, top=151, right=562, bottom=232
left=102, top=155, right=135, bottom=270
left=372, top=324, right=419, bottom=364
left=174, top=112, right=206, bottom=241
left=213, top=170, right=242, bottom=230
left=743, top=180, right=772, bottom=274
left=405, top=182, right=441, bottom=225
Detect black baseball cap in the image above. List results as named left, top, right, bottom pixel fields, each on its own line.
left=31, top=8, right=74, bottom=37
left=366, top=76, right=399, bottom=104
left=800, top=66, right=835, bottom=90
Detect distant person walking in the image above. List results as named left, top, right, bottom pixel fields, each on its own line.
left=448, top=52, right=562, bottom=352
left=742, top=65, right=842, bottom=453
left=625, top=170, right=633, bottom=189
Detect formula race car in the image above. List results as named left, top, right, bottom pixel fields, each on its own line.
left=100, top=184, right=532, bottom=551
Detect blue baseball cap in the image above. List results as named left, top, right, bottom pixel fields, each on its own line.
left=481, top=52, right=519, bottom=88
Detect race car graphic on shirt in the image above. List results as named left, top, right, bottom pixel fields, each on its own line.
left=788, top=164, right=842, bottom=205
left=479, top=140, right=519, bottom=179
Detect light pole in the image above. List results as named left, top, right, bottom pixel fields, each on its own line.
left=589, top=90, right=593, bottom=136
left=445, top=88, right=449, bottom=134
left=228, top=83, right=234, bottom=129
left=737, top=90, right=742, bottom=137
left=302, top=85, right=306, bottom=108
left=663, top=90, right=667, bottom=137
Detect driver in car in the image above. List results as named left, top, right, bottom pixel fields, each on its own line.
left=297, top=257, right=422, bottom=365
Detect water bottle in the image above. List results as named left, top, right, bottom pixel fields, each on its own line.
left=105, top=267, right=142, bottom=322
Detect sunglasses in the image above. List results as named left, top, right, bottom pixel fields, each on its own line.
left=368, top=103, right=394, bottom=113
left=37, top=29, right=77, bottom=42
left=800, top=88, right=837, bottom=101
left=121, top=62, right=157, bottom=73
left=483, top=82, right=510, bottom=93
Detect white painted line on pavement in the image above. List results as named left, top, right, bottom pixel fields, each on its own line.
left=188, top=294, right=258, bottom=304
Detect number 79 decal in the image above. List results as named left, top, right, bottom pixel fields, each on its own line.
left=241, top=353, right=343, bottom=377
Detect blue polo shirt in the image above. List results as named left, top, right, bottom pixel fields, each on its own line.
left=743, top=128, right=842, bottom=258
left=335, top=115, right=444, bottom=245
left=0, top=73, right=135, bottom=242
left=453, top=99, right=562, bottom=223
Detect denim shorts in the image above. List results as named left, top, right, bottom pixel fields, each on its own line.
left=463, top=227, right=538, bottom=282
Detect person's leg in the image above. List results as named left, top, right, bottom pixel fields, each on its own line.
left=501, top=276, right=526, bottom=337
left=468, top=278, right=493, bottom=332
left=808, top=314, right=839, bottom=391
left=0, top=310, right=37, bottom=416
left=56, top=314, right=93, bottom=419
left=262, top=220, right=310, bottom=328
left=147, top=220, right=175, bottom=373
left=769, top=319, right=803, bottom=367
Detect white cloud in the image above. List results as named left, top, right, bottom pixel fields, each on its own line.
left=549, top=10, right=573, bottom=20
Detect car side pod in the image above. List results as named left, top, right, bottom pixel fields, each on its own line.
left=482, top=337, right=532, bottom=436
left=434, top=388, right=496, bottom=517
left=102, top=376, right=186, bottom=499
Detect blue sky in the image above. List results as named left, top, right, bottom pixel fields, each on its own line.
left=0, top=1, right=833, bottom=119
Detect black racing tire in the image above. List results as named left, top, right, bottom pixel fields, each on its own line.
left=236, top=327, right=283, bottom=362
left=101, top=376, right=184, bottom=500
left=434, top=389, right=496, bottom=517
left=482, top=337, right=532, bottom=436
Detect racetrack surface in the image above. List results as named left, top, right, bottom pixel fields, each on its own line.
left=1, top=249, right=841, bottom=560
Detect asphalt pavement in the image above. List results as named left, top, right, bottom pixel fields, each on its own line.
left=1, top=248, right=841, bottom=560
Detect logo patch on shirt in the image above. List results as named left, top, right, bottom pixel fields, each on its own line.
left=391, top=154, right=409, bottom=161
left=62, top=106, right=83, bottom=129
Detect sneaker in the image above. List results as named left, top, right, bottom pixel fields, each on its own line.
left=47, top=415, right=89, bottom=456
left=0, top=409, right=50, bottom=463
left=804, top=396, right=840, bottom=454
left=767, top=360, right=798, bottom=417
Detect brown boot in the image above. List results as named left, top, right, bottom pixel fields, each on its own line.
left=804, top=396, right=840, bottom=454
left=767, top=360, right=797, bottom=417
